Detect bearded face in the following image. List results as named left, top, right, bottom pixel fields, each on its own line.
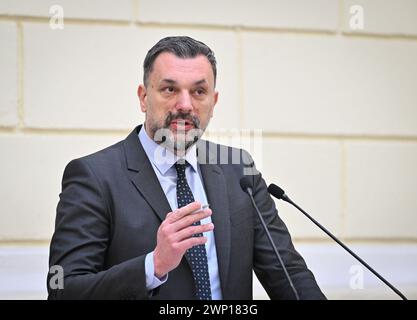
left=138, top=52, right=218, bottom=155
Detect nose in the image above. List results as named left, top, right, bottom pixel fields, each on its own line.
left=175, top=90, right=193, bottom=113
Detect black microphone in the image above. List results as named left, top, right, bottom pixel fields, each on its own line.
left=267, top=183, right=408, bottom=300
left=240, top=177, right=300, bottom=300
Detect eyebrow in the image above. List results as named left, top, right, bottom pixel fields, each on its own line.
left=193, top=79, right=208, bottom=86
left=159, top=78, right=208, bottom=86
left=160, top=79, right=176, bottom=85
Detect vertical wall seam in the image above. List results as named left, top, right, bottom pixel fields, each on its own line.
left=132, top=0, right=139, bottom=25
left=339, top=0, right=345, bottom=34
left=340, top=139, right=348, bottom=240
left=16, top=20, right=24, bottom=130
left=236, top=27, right=244, bottom=130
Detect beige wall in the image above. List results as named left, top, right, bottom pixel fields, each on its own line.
left=1, top=0, right=417, bottom=299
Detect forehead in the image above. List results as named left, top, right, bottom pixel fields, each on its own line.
left=150, top=52, right=214, bottom=85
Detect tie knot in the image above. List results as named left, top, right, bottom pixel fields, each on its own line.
left=174, top=161, right=188, bottom=176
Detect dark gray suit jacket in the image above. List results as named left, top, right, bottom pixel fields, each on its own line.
left=48, top=125, right=325, bottom=300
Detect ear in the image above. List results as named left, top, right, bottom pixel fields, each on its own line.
left=214, top=91, right=219, bottom=105
left=209, top=91, right=219, bottom=118
left=138, top=84, right=147, bottom=112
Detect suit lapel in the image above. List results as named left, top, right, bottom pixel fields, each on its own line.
left=123, top=125, right=172, bottom=221
left=198, top=141, right=231, bottom=297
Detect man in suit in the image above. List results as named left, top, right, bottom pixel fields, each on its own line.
left=48, top=36, right=325, bottom=300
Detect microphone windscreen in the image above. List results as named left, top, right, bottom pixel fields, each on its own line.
left=267, top=183, right=286, bottom=200
left=240, top=176, right=253, bottom=192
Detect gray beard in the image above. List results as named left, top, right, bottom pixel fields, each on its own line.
left=148, top=111, right=207, bottom=155
left=152, top=127, right=204, bottom=155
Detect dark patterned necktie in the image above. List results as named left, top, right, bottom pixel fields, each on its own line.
left=174, top=161, right=212, bottom=300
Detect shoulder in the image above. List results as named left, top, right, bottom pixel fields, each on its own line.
left=65, top=126, right=142, bottom=171
left=197, top=139, right=255, bottom=169
left=67, top=139, right=124, bottom=171
left=61, top=136, right=133, bottom=189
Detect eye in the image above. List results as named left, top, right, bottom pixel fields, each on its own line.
left=194, top=88, right=207, bottom=96
left=163, top=86, right=175, bottom=93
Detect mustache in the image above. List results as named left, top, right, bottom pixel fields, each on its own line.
left=164, top=112, right=200, bottom=129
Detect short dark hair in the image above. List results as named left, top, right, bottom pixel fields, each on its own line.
left=143, top=36, right=217, bottom=87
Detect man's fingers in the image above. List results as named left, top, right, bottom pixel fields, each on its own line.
left=171, top=208, right=212, bottom=232
left=173, top=223, right=214, bottom=242
left=166, top=202, right=202, bottom=223
left=178, top=235, right=208, bottom=252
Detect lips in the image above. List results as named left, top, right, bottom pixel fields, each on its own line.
left=170, top=119, right=194, bottom=131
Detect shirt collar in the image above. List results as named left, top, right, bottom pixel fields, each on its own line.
left=138, top=125, right=198, bottom=175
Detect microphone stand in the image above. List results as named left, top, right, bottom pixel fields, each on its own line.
left=242, top=183, right=300, bottom=300
left=269, top=184, right=408, bottom=300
